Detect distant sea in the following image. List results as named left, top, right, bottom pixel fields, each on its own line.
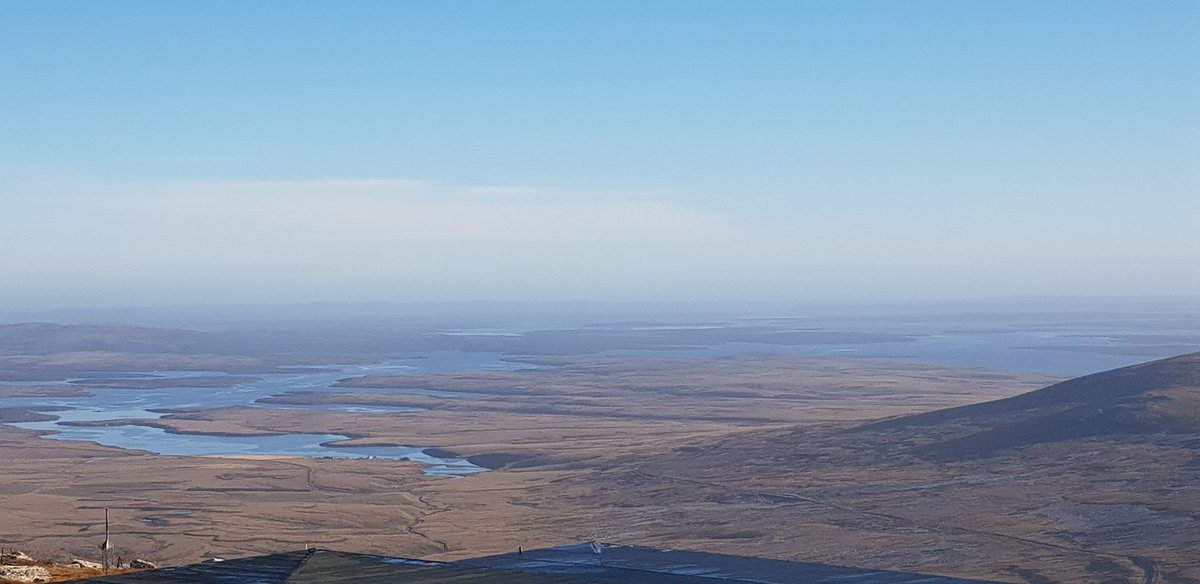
left=582, top=314, right=1198, bottom=377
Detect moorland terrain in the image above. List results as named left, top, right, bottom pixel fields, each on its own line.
left=0, top=320, right=1196, bottom=583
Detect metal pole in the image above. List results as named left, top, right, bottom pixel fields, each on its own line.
left=101, top=508, right=111, bottom=573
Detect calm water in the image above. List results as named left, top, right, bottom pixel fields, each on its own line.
left=3, top=351, right=522, bottom=476
left=589, top=313, right=1200, bottom=376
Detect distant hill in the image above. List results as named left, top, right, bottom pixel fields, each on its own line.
left=0, top=323, right=214, bottom=355
left=864, top=352, right=1200, bottom=460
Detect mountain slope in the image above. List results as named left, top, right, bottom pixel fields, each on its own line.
left=864, top=352, right=1200, bottom=459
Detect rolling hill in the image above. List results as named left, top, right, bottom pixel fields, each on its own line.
left=864, top=352, right=1200, bottom=460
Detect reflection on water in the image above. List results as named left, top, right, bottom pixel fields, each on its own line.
left=11, top=420, right=484, bottom=476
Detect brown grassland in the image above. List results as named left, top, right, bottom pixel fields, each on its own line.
left=1, top=355, right=1197, bottom=583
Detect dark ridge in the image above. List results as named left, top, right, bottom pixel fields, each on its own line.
left=868, top=352, right=1200, bottom=430
left=73, top=544, right=1004, bottom=583
left=858, top=352, right=1200, bottom=460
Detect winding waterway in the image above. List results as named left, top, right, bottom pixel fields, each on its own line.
left=2, top=313, right=1195, bottom=476
left=1, top=351, right=523, bottom=476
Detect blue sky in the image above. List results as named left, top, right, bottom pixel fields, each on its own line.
left=1, top=1, right=1197, bottom=306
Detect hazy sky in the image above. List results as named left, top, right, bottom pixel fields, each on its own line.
left=2, top=1, right=1197, bottom=307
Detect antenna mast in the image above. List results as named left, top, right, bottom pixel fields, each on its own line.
left=99, top=508, right=112, bottom=573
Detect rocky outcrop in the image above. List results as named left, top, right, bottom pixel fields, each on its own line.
left=0, top=551, right=35, bottom=563
left=0, top=565, right=50, bottom=583
left=129, top=559, right=157, bottom=569
left=69, top=558, right=103, bottom=570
